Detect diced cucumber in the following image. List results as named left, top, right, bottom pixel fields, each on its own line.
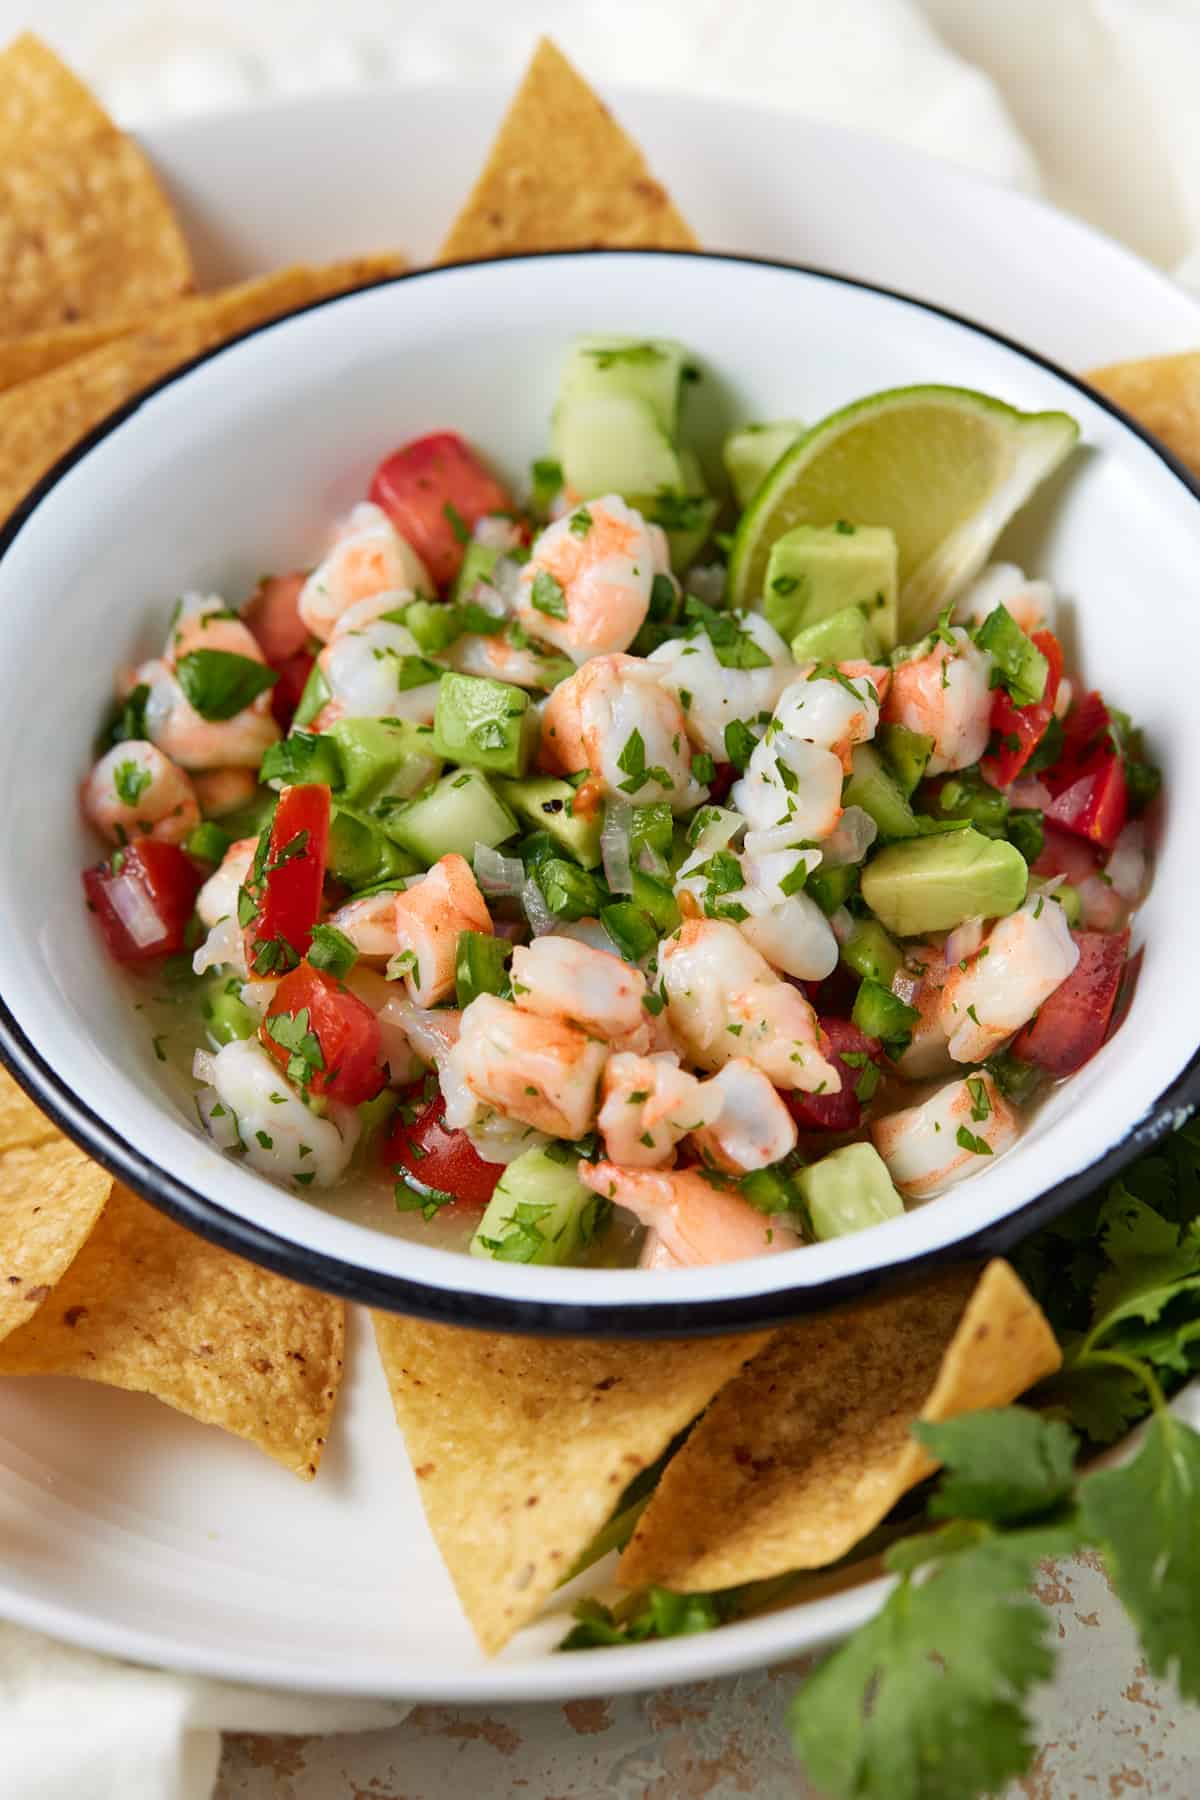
left=843, top=744, right=919, bottom=842
left=496, top=775, right=602, bottom=868
left=260, top=729, right=344, bottom=792
left=432, top=672, right=538, bottom=778
left=292, top=661, right=331, bottom=729
left=327, top=805, right=420, bottom=891
left=554, top=390, right=686, bottom=500
left=558, top=336, right=692, bottom=436
left=201, top=974, right=257, bottom=1048
left=797, top=1143, right=904, bottom=1241
left=326, top=717, right=442, bottom=809
left=723, top=420, right=804, bottom=510
left=841, top=918, right=906, bottom=989
left=451, top=541, right=502, bottom=605
left=791, top=605, right=882, bottom=666
left=877, top=723, right=933, bottom=799
left=470, top=1145, right=609, bottom=1265
left=851, top=977, right=920, bottom=1049
left=386, top=769, right=518, bottom=865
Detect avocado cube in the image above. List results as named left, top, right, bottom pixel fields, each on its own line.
left=764, top=522, right=898, bottom=648
left=861, top=828, right=1028, bottom=937
left=326, top=717, right=443, bottom=809
left=798, top=1143, right=904, bottom=1241
left=791, top=604, right=882, bottom=666
left=723, top=419, right=804, bottom=510
left=843, top=744, right=919, bottom=842
left=496, top=775, right=602, bottom=868
left=432, top=672, right=538, bottom=778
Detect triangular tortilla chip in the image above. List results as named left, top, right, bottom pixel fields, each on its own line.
left=0, top=1180, right=344, bottom=1479
left=0, top=254, right=407, bottom=520
left=0, top=1071, right=112, bottom=1345
left=0, top=35, right=193, bottom=334
left=617, top=1260, right=1061, bottom=1594
left=439, top=38, right=697, bottom=263
left=1087, top=350, right=1200, bottom=479
left=373, top=1314, right=768, bottom=1652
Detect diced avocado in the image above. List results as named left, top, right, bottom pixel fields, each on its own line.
left=327, top=805, right=419, bottom=890
left=327, top=717, right=442, bottom=808
left=260, top=730, right=343, bottom=791
left=791, top=604, right=882, bottom=666
left=843, top=744, right=919, bottom=842
left=723, top=420, right=804, bottom=510
left=452, top=540, right=502, bottom=605
left=391, top=597, right=463, bottom=654
left=292, top=660, right=331, bottom=729
left=797, top=1142, right=904, bottom=1241
left=807, top=862, right=859, bottom=916
left=432, top=672, right=538, bottom=778
left=558, top=335, right=692, bottom=436
left=496, top=775, right=603, bottom=868
left=470, top=1145, right=610, bottom=1266
left=861, top=828, right=1028, bottom=936
left=385, top=769, right=518, bottom=866
left=201, top=974, right=256, bottom=1048
left=877, top=723, right=933, bottom=799
left=841, top=918, right=906, bottom=989
left=763, top=522, right=899, bottom=649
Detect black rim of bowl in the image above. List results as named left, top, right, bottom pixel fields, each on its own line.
left=0, top=247, right=1197, bottom=1338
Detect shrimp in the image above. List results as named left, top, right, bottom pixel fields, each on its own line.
left=165, top=593, right=266, bottom=668
left=299, top=502, right=432, bottom=642
left=883, top=627, right=993, bottom=775
left=597, top=1052, right=722, bottom=1167
left=81, top=742, right=200, bottom=847
left=689, top=1059, right=797, bottom=1174
left=195, top=1039, right=358, bottom=1187
left=515, top=495, right=663, bottom=662
left=388, top=854, right=492, bottom=1007
left=774, top=668, right=880, bottom=771
left=510, top=935, right=647, bottom=1040
left=136, top=658, right=280, bottom=771
left=329, top=888, right=406, bottom=962
left=448, top=629, right=565, bottom=690
left=730, top=732, right=844, bottom=838
left=890, top=949, right=954, bottom=1081
left=192, top=767, right=258, bottom=818
left=739, top=892, right=840, bottom=982
left=313, top=613, right=441, bottom=730
left=938, top=893, right=1079, bottom=1062
left=446, top=994, right=607, bottom=1139
left=659, top=919, right=841, bottom=1095
left=649, top=612, right=794, bottom=758
left=872, top=1071, right=1018, bottom=1198
left=956, top=563, right=1056, bottom=638
left=539, top=653, right=702, bottom=813
left=579, top=1162, right=801, bottom=1266
left=192, top=837, right=256, bottom=977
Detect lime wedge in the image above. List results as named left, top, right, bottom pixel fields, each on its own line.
left=727, top=385, right=1079, bottom=640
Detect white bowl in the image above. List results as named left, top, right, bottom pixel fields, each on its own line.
left=0, top=249, right=1195, bottom=1335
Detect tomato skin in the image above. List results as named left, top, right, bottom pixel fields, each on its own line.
left=706, top=762, right=736, bottom=805
left=83, top=840, right=203, bottom=964
left=244, top=572, right=310, bottom=663
left=787, top=1017, right=882, bottom=1134
left=1039, top=690, right=1128, bottom=851
left=1012, top=928, right=1129, bottom=1076
left=383, top=1086, right=503, bottom=1208
left=269, top=649, right=315, bottom=731
left=982, top=630, right=1063, bottom=788
left=369, top=432, right=514, bottom=590
left=262, top=962, right=385, bottom=1104
left=1032, top=823, right=1102, bottom=886
left=246, top=784, right=330, bottom=970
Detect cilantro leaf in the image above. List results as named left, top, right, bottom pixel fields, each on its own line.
left=916, top=1409, right=1078, bottom=1526
left=176, top=649, right=278, bottom=721
left=561, top=1587, right=723, bottom=1651
left=530, top=569, right=568, bottom=620
left=113, top=759, right=152, bottom=807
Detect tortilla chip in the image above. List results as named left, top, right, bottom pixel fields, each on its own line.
left=617, top=1260, right=1061, bottom=1594
left=0, top=317, right=146, bottom=391
left=439, top=38, right=697, bottom=263
left=0, top=1180, right=343, bottom=1479
left=373, top=1314, right=769, bottom=1652
left=0, top=36, right=193, bottom=334
left=0, top=1071, right=112, bottom=1345
left=1087, top=350, right=1200, bottom=479
left=0, top=255, right=407, bottom=522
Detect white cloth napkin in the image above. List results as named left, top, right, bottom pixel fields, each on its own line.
left=1, top=2, right=1198, bottom=1794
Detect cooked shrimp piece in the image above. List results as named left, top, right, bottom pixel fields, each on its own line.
left=731, top=732, right=844, bottom=838
left=137, top=658, right=280, bottom=771
left=689, top=1059, right=797, bottom=1174
left=956, top=563, right=1056, bottom=637
left=872, top=1071, right=1018, bottom=1198
left=883, top=627, right=993, bottom=775
left=166, top=593, right=267, bottom=668
left=659, top=919, right=841, bottom=1096
left=299, top=502, right=431, bottom=642
left=890, top=949, right=954, bottom=1081
left=195, top=1039, right=358, bottom=1186
left=329, top=889, right=404, bottom=962
left=739, top=892, right=840, bottom=982
left=510, top=935, right=647, bottom=1040
left=579, top=1162, right=801, bottom=1266
left=939, top=893, right=1079, bottom=1062
left=344, top=967, right=426, bottom=1085
left=448, top=629, right=563, bottom=690
left=192, top=837, right=256, bottom=977
left=649, top=612, right=794, bottom=758
left=515, top=496, right=660, bottom=662
left=597, top=1052, right=722, bottom=1167
left=388, top=854, right=492, bottom=1007
left=774, top=669, right=880, bottom=770
left=82, top=742, right=200, bottom=847
left=314, top=617, right=441, bottom=728
left=192, top=767, right=257, bottom=818
left=539, top=653, right=702, bottom=813
left=445, top=994, right=607, bottom=1139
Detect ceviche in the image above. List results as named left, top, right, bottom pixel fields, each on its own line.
left=79, top=338, right=1158, bottom=1270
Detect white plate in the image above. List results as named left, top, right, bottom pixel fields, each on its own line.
left=1, top=82, right=1197, bottom=1700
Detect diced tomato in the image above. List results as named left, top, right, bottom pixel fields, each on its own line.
left=1036, top=691, right=1128, bottom=851
left=982, top=630, right=1063, bottom=788
left=269, top=649, right=315, bottom=731
left=83, top=840, right=202, bottom=964
left=245, top=571, right=309, bottom=663
left=706, top=761, right=736, bottom=805
left=245, top=784, right=330, bottom=973
left=383, top=1085, right=503, bottom=1208
left=262, top=962, right=385, bottom=1105
left=787, top=1017, right=883, bottom=1134
left=1032, top=823, right=1103, bottom=886
left=369, top=432, right=515, bottom=590
left=1012, top=928, right=1130, bottom=1076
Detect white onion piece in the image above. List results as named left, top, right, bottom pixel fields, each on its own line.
left=819, top=806, right=878, bottom=868
left=601, top=801, right=634, bottom=895
left=196, top=1086, right=241, bottom=1150
left=473, top=515, right=525, bottom=553
left=490, top=555, right=524, bottom=607
left=394, top=1001, right=461, bottom=1065
left=107, top=872, right=164, bottom=949
left=192, top=1049, right=217, bottom=1086
left=829, top=905, right=857, bottom=946
left=192, top=915, right=245, bottom=978
left=1107, top=823, right=1147, bottom=902
left=944, top=917, right=986, bottom=966
left=466, top=1112, right=551, bottom=1165
left=556, top=916, right=618, bottom=954
left=474, top=841, right=525, bottom=898
left=521, top=876, right=557, bottom=937
left=1008, top=776, right=1053, bottom=811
